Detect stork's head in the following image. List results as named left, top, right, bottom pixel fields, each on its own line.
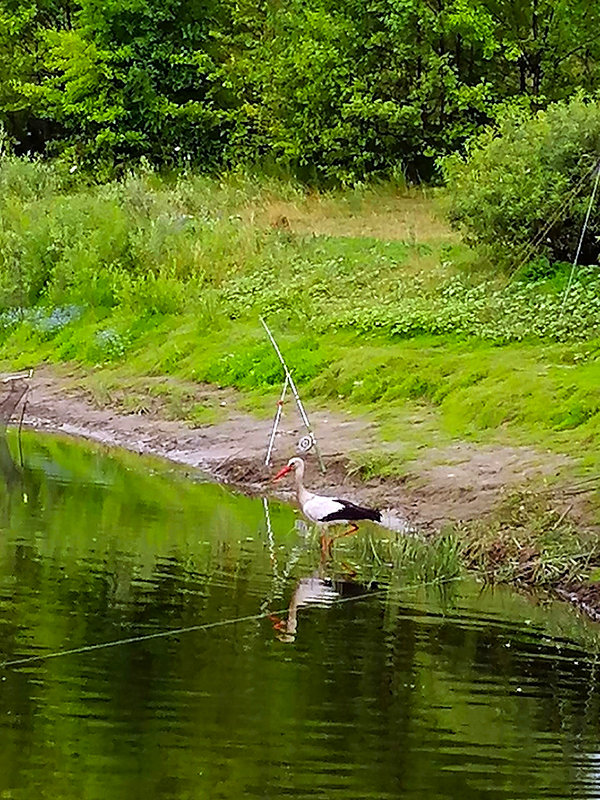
left=273, top=457, right=304, bottom=481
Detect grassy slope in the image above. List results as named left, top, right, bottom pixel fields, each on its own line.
left=2, top=161, right=600, bottom=492
left=4, top=160, right=600, bottom=594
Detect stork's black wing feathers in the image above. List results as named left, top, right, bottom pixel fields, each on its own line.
left=321, top=498, right=381, bottom=523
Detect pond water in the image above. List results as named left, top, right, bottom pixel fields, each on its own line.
left=2, top=432, right=600, bottom=800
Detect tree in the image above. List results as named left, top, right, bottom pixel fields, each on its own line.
left=2, top=0, right=600, bottom=180
left=0, top=0, right=73, bottom=152
left=442, top=96, right=600, bottom=268
left=36, top=0, right=238, bottom=167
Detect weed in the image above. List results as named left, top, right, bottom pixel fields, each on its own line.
left=325, top=528, right=464, bottom=587
left=458, top=490, right=600, bottom=587
left=93, top=329, right=130, bottom=362
left=346, top=451, right=410, bottom=480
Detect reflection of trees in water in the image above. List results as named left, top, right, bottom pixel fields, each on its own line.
left=0, top=376, right=29, bottom=492
left=4, top=435, right=600, bottom=798
left=0, top=434, right=20, bottom=492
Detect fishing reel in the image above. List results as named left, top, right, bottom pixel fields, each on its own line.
left=297, top=434, right=315, bottom=453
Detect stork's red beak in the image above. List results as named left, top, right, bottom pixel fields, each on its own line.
left=273, top=464, right=292, bottom=481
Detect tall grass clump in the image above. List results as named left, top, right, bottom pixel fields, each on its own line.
left=459, top=490, right=600, bottom=587
left=0, top=159, right=305, bottom=315
left=327, top=529, right=464, bottom=587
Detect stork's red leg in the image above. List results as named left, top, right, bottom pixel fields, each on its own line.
left=320, top=533, right=333, bottom=558
left=320, top=523, right=358, bottom=557
left=333, top=522, right=359, bottom=540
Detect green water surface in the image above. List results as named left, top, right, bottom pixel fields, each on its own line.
left=1, top=432, right=600, bottom=800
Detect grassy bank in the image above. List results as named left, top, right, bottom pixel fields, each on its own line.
left=2, top=160, right=600, bottom=468
left=4, top=157, right=600, bottom=603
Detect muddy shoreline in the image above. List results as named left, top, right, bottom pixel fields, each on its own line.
left=13, top=368, right=573, bottom=527
left=5, top=367, right=600, bottom=623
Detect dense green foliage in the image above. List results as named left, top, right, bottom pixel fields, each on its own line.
left=3, top=0, right=600, bottom=179
left=443, top=97, right=600, bottom=267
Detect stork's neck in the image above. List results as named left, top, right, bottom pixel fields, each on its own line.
left=294, top=467, right=312, bottom=506
left=286, top=595, right=299, bottom=635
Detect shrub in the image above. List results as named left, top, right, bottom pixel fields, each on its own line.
left=442, top=97, right=600, bottom=269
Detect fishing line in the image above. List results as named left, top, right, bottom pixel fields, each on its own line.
left=0, top=575, right=455, bottom=670
left=559, top=159, right=600, bottom=317
left=508, top=157, right=600, bottom=279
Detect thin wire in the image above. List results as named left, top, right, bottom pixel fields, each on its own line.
left=508, top=158, right=600, bottom=280
left=1, top=609, right=287, bottom=670
left=0, top=575, right=455, bottom=670
left=559, top=161, right=600, bottom=317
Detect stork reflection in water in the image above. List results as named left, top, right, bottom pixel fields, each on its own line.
left=269, top=557, right=370, bottom=643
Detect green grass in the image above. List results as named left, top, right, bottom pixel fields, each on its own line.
left=3, top=156, right=600, bottom=491
left=70, top=369, right=229, bottom=426
left=5, top=308, right=600, bottom=475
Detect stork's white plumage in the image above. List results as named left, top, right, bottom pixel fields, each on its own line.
left=273, top=457, right=381, bottom=540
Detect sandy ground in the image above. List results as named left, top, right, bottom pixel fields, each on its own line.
left=2, top=368, right=572, bottom=531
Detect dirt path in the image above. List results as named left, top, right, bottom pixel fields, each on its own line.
left=5, top=367, right=571, bottom=531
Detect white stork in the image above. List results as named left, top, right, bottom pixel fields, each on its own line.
left=273, top=457, right=381, bottom=550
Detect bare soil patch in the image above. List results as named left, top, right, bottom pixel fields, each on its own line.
left=413, top=442, right=572, bottom=526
